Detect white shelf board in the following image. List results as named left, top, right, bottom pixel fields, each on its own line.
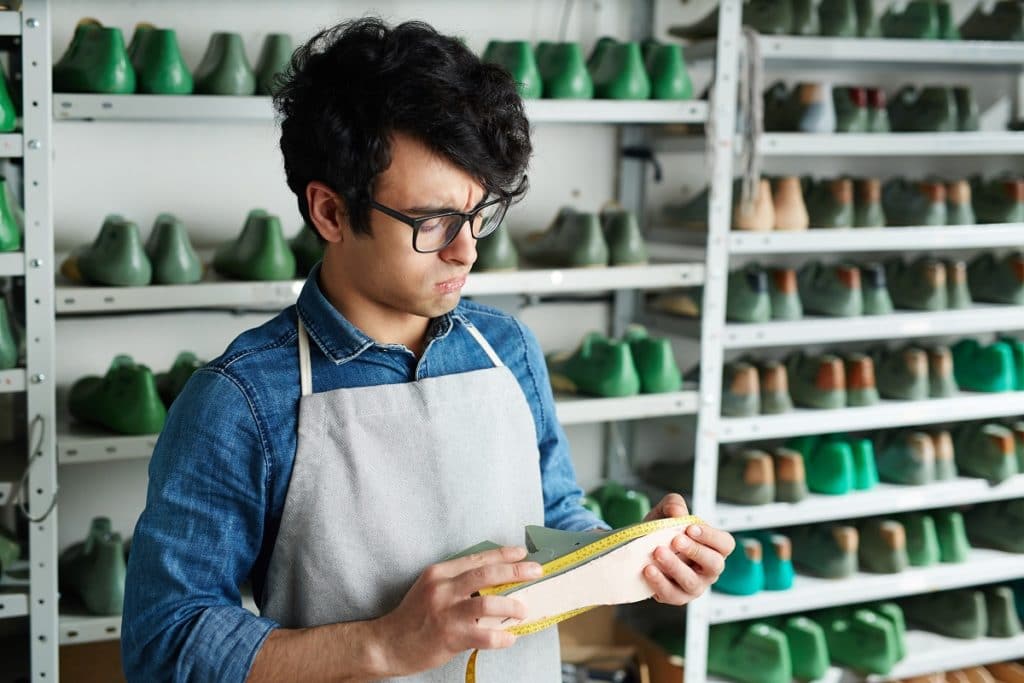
left=0, top=252, right=23, bottom=276
left=57, top=424, right=158, bottom=466
left=58, top=612, right=121, bottom=645
left=555, top=390, right=698, bottom=425
left=56, top=392, right=700, bottom=461
left=53, top=94, right=708, bottom=125
left=0, top=369, right=25, bottom=394
left=726, top=224, right=1024, bottom=254
left=60, top=588, right=259, bottom=645
left=866, top=630, right=1024, bottom=682
left=0, top=561, right=28, bottom=621
left=0, top=134, right=22, bottom=158
left=686, top=36, right=1024, bottom=69
left=0, top=591, right=28, bottom=621
left=709, top=548, right=1024, bottom=624
left=0, top=12, right=20, bottom=37
left=54, top=94, right=275, bottom=122
left=525, top=99, right=707, bottom=124
left=714, top=475, right=1024, bottom=532
left=465, top=263, right=704, bottom=296
left=720, top=304, right=1024, bottom=349
left=55, top=263, right=705, bottom=314
left=760, top=132, right=1024, bottom=156
left=55, top=278, right=305, bottom=314
left=719, top=391, right=1024, bottom=443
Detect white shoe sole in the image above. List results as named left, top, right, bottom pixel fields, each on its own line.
left=477, top=525, right=685, bottom=630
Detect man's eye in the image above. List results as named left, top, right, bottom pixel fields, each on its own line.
left=419, top=217, right=446, bottom=233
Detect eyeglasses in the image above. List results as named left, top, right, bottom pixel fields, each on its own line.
left=369, top=176, right=528, bottom=253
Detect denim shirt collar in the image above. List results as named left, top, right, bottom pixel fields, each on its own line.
left=295, top=262, right=459, bottom=364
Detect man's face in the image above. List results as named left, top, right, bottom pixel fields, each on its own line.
left=335, top=131, right=482, bottom=320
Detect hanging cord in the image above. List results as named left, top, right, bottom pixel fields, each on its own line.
left=6, top=414, right=57, bottom=523
left=736, top=27, right=764, bottom=211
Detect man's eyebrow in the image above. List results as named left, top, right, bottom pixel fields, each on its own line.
left=405, top=194, right=490, bottom=215
left=404, top=203, right=459, bottom=214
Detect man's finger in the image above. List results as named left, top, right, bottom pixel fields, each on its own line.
left=642, top=561, right=691, bottom=606
left=671, top=533, right=725, bottom=577
left=687, top=524, right=736, bottom=556
left=645, top=492, right=690, bottom=521
left=460, top=594, right=529, bottom=623
left=454, top=560, right=543, bottom=596
left=438, top=545, right=528, bottom=578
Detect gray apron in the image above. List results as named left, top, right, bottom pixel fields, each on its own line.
left=262, top=317, right=562, bottom=681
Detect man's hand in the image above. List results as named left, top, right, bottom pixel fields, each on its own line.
left=641, top=493, right=735, bottom=606
left=372, top=545, right=541, bottom=677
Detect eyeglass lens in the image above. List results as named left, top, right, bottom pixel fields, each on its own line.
left=415, top=200, right=508, bottom=252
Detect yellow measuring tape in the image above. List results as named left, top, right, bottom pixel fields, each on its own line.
left=465, top=515, right=702, bottom=682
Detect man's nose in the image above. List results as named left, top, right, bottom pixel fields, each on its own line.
left=440, top=217, right=477, bottom=266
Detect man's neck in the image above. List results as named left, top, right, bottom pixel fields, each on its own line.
left=317, top=262, right=431, bottom=357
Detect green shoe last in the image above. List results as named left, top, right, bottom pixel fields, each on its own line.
left=132, top=27, right=192, bottom=95
left=547, top=332, right=640, bottom=397
left=213, top=209, right=296, bottom=281
left=622, top=325, right=681, bottom=394
left=933, top=509, right=971, bottom=563
left=898, top=512, right=940, bottom=566
left=72, top=215, right=153, bottom=287
left=255, top=33, right=293, bottom=96
left=145, top=213, right=202, bottom=285
left=645, top=43, right=693, bottom=100
left=155, top=351, right=204, bottom=406
left=193, top=32, right=256, bottom=95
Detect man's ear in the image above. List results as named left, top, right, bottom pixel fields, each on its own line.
left=305, top=181, right=347, bottom=243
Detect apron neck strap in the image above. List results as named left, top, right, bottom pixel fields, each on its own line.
left=462, top=321, right=504, bottom=368
left=297, top=318, right=313, bottom=397
left=295, top=316, right=505, bottom=398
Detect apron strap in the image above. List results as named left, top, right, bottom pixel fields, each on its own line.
left=297, top=317, right=313, bottom=397
left=463, top=321, right=504, bottom=368
left=297, top=316, right=503, bottom=394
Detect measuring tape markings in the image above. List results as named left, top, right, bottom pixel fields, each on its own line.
left=465, top=515, right=703, bottom=683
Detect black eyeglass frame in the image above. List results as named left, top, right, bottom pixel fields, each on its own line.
left=368, top=176, right=529, bottom=254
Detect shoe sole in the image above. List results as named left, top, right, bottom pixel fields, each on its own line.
left=477, top=517, right=697, bottom=631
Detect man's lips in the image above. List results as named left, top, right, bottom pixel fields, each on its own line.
left=437, top=275, right=468, bottom=293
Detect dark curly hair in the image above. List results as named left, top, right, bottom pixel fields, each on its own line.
left=274, top=18, right=533, bottom=235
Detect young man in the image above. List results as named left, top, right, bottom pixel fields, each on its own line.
left=122, top=18, right=734, bottom=682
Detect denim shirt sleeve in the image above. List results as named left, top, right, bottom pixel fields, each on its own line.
left=121, top=368, right=278, bottom=683
left=510, top=319, right=610, bottom=532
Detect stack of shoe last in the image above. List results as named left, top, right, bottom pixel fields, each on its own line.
left=69, top=350, right=206, bottom=435
left=54, top=20, right=293, bottom=96
left=546, top=325, right=680, bottom=397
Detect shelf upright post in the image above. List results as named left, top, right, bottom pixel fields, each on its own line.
left=20, top=1, right=58, bottom=680
left=685, top=1, right=742, bottom=682
left=604, top=0, right=656, bottom=484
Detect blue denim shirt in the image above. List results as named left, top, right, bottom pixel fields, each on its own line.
left=121, top=264, right=606, bottom=683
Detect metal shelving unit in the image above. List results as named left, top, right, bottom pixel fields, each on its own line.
left=685, top=35, right=1024, bottom=68
left=726, top=224, right=1024, bottom=254
left=760, top=131, right=1024, bottom=156
left=716, top=474, right=1024, bottom=533
left=717, top=392, right=1024, bottom=443
left=53, top=92, right=709, bottom=125
left=54, top=262, right=705, bottom=314
left=650, top=303, right=1024, bottom=349
left=867, top=631, right=1024, bottom=682
left=54, top=389, right=700, bottom=466
left=678, top=4, right=1024, bottom=681
left=709, top=548, right=1024, bottom=624
left=18, top=3, right=59, bottom=682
